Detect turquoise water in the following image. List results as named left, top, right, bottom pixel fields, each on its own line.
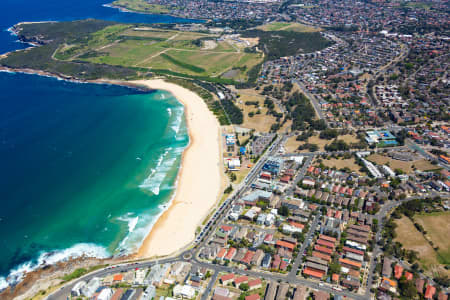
left=0, top=72, right=188, bottom=288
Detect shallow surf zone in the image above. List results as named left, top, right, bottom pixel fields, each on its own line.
left=119, top=94, right=188, bottom=254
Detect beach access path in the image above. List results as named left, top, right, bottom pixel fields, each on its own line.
left=132, top=79, right=225, bottom=258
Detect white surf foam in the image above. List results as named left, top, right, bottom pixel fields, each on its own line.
left=139, top=147, right=176, bottom=195
left=0, top=277, right=8, bottom=292
left=168, top=107, right=184, bottom=135
left=0, top=243, right=109, bottom=290
left=117, top=214, right=139, bottom=233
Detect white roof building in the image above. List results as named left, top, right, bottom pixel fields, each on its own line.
left=97, top=288, right=113, bottom=300
left=173, top=285, right=196, bottom=299
left=282, top=224, right=302, bottom=234
left=134, top=269, right=147, bottom=285
left=227, top=158, right=241, bottom=170
left=81, top=277, right=101, bottom=298
left=381, top=165, right=396, bottom=178
left=71, top=281, right=86, bottom=297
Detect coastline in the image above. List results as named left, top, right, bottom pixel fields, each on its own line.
left=0, top=67, right=225, bottom=260
left=131, top=79, right=225, bottom=258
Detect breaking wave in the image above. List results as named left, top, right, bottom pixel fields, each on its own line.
left=0, top=243, right=109, bottom=291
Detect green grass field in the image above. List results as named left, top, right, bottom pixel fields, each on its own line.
left=395, top=213, right=450, bottom=277
left=54, top=25, right=264, bottom=80
left=257, top=22, right=322, bottom=33
left=414, top=212, right=450, bottom=265
left=110, top=0, right=170, bottom=14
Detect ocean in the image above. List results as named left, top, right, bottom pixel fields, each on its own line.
left=0, top=0, right=194, bottom=290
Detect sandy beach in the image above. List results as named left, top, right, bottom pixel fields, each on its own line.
left=132, top=79, right=224, bottom=258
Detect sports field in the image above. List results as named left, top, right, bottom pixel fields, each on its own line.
left=54, top=25, right=264, bottom=80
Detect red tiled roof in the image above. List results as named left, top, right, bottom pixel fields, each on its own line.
left=276, top=240, right=295, bottom=250
left=264, top=234, right=273, bottom=242
left=303, top=267, right=324, bottom=279
left=248, top=279, right=262, bottom=287
left=312, top=251, right=331, bottom=262
left=405, top=271, right=413, bottom=281
left=245, top=294, right=260, bottom=300
left=221, top=225, right=233, bottom=232
left=394, top=264, right=404, bottom=279
left=314, top=245, right=333, bottom=255
left=241, top=250, right=255, bottom=264
left=425, top=285, right=436, bottom=299
left=316, top=239, right=335, bottom=249
left=220, top=273, right=234, bottom=282
left=319, top=234, right=337, bottom=243
left=217, top=248, right=227, bottom=259
left=289, top=221, right=305, bottom=229
left=234, top=276, right=248, bottom=285
left=225, top=248, right=236, bottom=260
left=343, top=246, right=364, bottom=256
left=339, top=258, right=362, bottom=269
left=113, top=274, right=123, bottom=281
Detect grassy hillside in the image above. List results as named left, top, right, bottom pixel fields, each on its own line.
left=110, top=0, right=171, bottom=14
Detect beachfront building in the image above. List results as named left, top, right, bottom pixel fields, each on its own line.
left=262, top=157, right=284, bottom=175
left=141, top=285, right=156, bottom=300
left=144, top=263, right=170, bottom=286
left=97, top=288, right=113, bottom=300
left=71, top=281, right=86, bottom=297
left=227, top=158, right=241, bottom=171
left=242, top=190, right=272, bottom=206
left=81, top=277, right=101, bottom=298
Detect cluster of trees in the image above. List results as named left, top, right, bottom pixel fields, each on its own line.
left=297, top=143, right=319, bottom=152
left=242, top=30, right=333, bottom=61
left=319, top=128, right=339, bottom=140
left=221, top=99, right=243, bottom=124
left=324, top=139, right=349, bottom=152
left=286, top=92, right=317, bottom=131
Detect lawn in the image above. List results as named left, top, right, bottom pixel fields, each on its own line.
left=395, top=217, right=438, bottom=268
left=338, top=134, right=360, bottom=144
left=285, top=134, right=329, bottom=153
left=414, top=212, right=450, bottom=265
left=367, top=154, right=437, bottom=173
left=258, top=22, right=322, bottom=33
left=319, top=157, right=364, bottom=174
left=395, top=216, right=450, bottom=276
left=235, top=89, right=278, bottom=132
left=54, top=24, right=264, bottom=80
left=110, top=0, right=170, bottom=14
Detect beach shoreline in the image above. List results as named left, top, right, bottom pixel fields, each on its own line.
left=131, top=79, right=225, bottom=258
left=0, top=69, right=225, bottom=293
left=0, top=65, right=226, bottom=255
